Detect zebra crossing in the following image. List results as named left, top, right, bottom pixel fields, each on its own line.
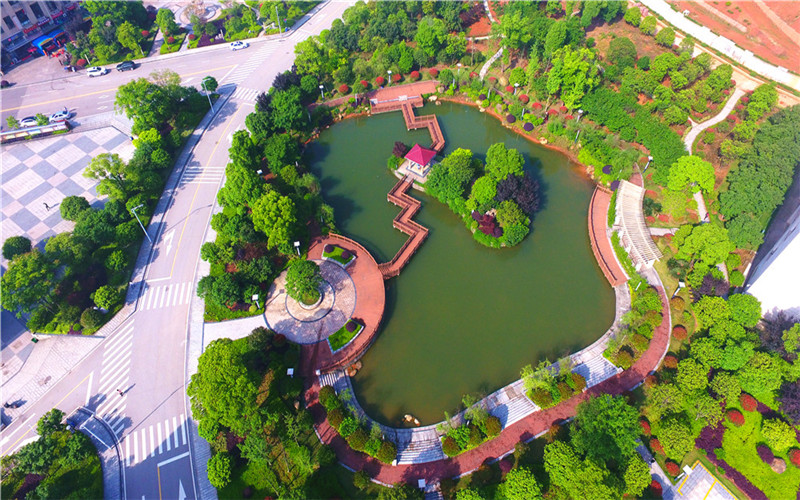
left=179, top=165, right=226, bottom=185
left=122, top=414, right=189, bottom=466
left=139, top=281, right=193, bottom=311
left=225, top=41, right=278, bottom=85
left=228, top=86, right=261, bottom=103
left=95, top=321, right=135, bottom=436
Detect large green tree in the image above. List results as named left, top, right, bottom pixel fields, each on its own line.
left=547, top=46, right=600, bottom=109
left=667, top=155, right=715, bottom=193
left=485, top=143, right=524, bottom=180
left=116, top=21, right=143, bottom=56
left=501, top=466, right=542, bottom=500
left=285, top=259, right=323, bottom=304
left=251, top=191, right=299, bottom=253
left=571, top=394, right=640, bottom=463
left=543, top=441, right=616, bottom=498
left=675, top=224, right=734, bottom=266
left=415, top=16, right=447, bottom=58
left=1, top=250, right=56, bottom=316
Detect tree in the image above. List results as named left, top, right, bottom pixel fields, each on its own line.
left=426, top=148, right=476, bottom=204
left=710, top=371, right=742, bottom=403
left=694, top=296, right=730, bottom=328
left=83, top=153, right=133, bottom=201
left=737, top=352, right=783, bottom=401
left=547, top=46, right=600, bottom=109
left=44, top=233, right=91, bottom=267
left=543, top=441, right=616, bottom=498
left=217, top=163, right=264, bottom=209
left=571, top=394, right=640, bottom=463
left=455, top=489, right=484, bottom=500
left=2, top=235, right=31, bottom=260
left=778, top=379, right=800, bottom=424
left=251, top=191, right=299, bottom=254
left=207, top=452, right=232, bottom=488
left=607, top=37, right=637, bottom=69
left=494, top=11, right=531, bottom=55
left=727, top=293, right=761, bottom=327
left=264, top=133, right=300, bottom=170
left=1, top=250, right=56, bottom=316
left=187, top=338, right=260, bottom=440
left=468, top=176, right=498, bottom=211
left=115, top=78, right=176, bottom=133
left=502, top=466, right=542, bottom=500
left=60, top=196, right=91, bottom=221
left=93, top=285, right=121, bottom=310
left=655, top=26, right=675, bottom=47
left=485, top=143, right=524, bottom=180
left=624, top=6, right=642, bottom=26
left=285, top=259, right=323, bottom=304
left=761, top=419, right=796, bottom=451
left=270, top=87, right=305, bottom=132
left=747, top=84, right=778, bottom=121
left=667, top=155, right=715, bottom=193
left=6, top=116, right=20, bottom=129
left=675, top=224, right=734, bottom=266
left=155, top=8, right=178, bottom=36
left=196, top=273, right=241, bottom=308
left=645, top=383, right=685, bottom=421
left=640, top=15, right=657, bottom=35
left=116, top=21, right=143, bottom=56
left=624, top=455, right=651, bottom=496
left=415, top=16, right=447, bottom=58
left=495, top=173, right=540, bottom=215
left=543, top=21, right=567, bottom=59
left=677, top=358, right=709, bottom=394
left=658, top=416, right=694, bottom=461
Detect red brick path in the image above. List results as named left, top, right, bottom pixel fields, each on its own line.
left=589, top=186, right=628, bottom=286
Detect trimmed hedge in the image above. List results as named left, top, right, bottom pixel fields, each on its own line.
left=726, top=409, right=744, bottom=426
left=740, top=393, right=758, bottom=411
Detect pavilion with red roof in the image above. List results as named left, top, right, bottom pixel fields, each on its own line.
left=404, top=144, right=437, bottom=177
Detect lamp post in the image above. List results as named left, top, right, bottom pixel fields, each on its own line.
left=576, top=109, right=583, bottom=122
left=200, top=79, right=213, bottom=111
left=387, top=70, right=392, bottom=86
left=293, top=241, right=301, bottom=256
left=318, top=84, right=324, bottom=100
left=275, top=4, right=282, bottom=33
left=252, top=294, right=260, bottom=309
left=514, top=82, right=519, bottom=95
left=644, top=155, right=653, bottom=172
left=130, top=204, right=152, bottom=243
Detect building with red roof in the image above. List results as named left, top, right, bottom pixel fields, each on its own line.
left=404, top=144, right=437, bottom=176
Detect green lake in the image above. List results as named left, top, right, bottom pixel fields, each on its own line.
left=307, top=101, right=615, bottom=425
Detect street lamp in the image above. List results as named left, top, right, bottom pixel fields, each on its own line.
left=514, top=82, right=519, bottom=95
left=293, top=241, right=301, bottom=256
left=576, top=109, right=583, bottom=122
left=200, top=79, right=213, bottom=111
left=387, top=70, right=392, bottom=86
left=130, top=204, right=152, bottom=243
left=252, top=294, right=260, bottom=309
left=644, top=155, right=653, bottom=172
left=275, top=4, right=282, bottom=33
left=318, top=84, right=324, bottom=100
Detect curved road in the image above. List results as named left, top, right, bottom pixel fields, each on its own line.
left=0, top=2, right=353, bottom=499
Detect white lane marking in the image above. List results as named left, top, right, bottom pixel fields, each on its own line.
left=156, top=450, right=190, bottom=467
left=172, top=417, right=179, bottom=449
left=125, top=434, right=130, bottom=467
left=141, top=428, right=148, bottom=460
left=180, top=414, right=187, bottom=445
left=164, top=419, right=171, bottom=451
left=150, top=426, right=156, bottom=457
left=85, top=371, right=93, bottom=406
left=132, top=432, right=138, bottom=465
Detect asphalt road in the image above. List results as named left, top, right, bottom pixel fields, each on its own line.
left=0, top=2, right=354, bottom=498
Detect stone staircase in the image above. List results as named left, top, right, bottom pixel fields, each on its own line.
left=486, top=380, right=538, bottom=428
left=395, top=427, right=445, bottom=464
left=572, top=355, right=622, bottom=388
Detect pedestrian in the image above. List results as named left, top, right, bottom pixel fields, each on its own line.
left=43, top=202, right=50, bottom=211
left=117, top=389, right=124, bottom=397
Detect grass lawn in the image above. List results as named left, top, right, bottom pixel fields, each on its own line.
left=159, top=31, right=187, bottom=54
left=204, top=301, right=264, bottom=322
left=328, top=320, right=363, bottom=352
left=322, top=245, right=355, bottom=266
left=721, top=410, right=800, bottom=499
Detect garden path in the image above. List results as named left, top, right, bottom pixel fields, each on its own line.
left=589, top=186, right=628, bottom=286
left=684, top=88, right=746, bottom=153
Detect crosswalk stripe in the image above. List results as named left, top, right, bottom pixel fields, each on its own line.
left=165, top=286, right=174, bottom=308
left=144, top=286, right=154, bottom=309
left=104, top=323, right=135, bottom=351
left=113, top=419, right=125, bottom=437
left=102, top=345, right=132, bottom=375
left=98, top=369, right=128, bottom=396
left=150, top=426, right=155, bottom=457
left=185, top=283, right=192, bottom=304
left=103, top=336, right=132, bottom=363
left=176, top=283, right=186, bottom=306
left=157, top=422, right=163, bottom=454
left=125, top=435, right=130, bottom=467
left=181, top=413, right=187, bottom=445
left=132, top=432, right=138, bottom=465
left=141, top=428, right=148, bottom=460
left=164, top=420, right=172, bottom=451
left=172, top=417, right=180, bottom=449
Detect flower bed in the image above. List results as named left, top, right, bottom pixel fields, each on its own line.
left=439, top=415, right=502, bottom=457
left=322, top=244, right=355, bottom=267
left=525, top=371, right=587, bottom=410
left=328, top=319, right=363, bottom=352
left=159, top=31, right=187, bottom=54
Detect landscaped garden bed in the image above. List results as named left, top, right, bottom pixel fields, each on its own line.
left=438, top=409, right=502, bottom=457
left=322, top=244, right=355, bottom=267
left=522, top=362, right=588, bottom=409
left=328, top=319, right=363, bottom=352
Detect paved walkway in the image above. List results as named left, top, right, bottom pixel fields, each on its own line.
left=639, top=0, right=800, bottom=90
left=684, top=88, right=746, bottom=153
left=588, top=186, right=628, bottom=286
left=264, top=260, right=356, bottom=344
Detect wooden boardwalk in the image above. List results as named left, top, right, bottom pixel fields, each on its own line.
left=588, top=186, right=628, bottom=287
left=377, top=176, right=429, bottom=279
left=370, top=82, right=445, bottom=152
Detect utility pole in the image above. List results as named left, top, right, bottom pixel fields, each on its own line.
left=130, top=204, right=152, bottom=243
left=275, top=5, right=282, bottom=33
left=201, top=79, right=213, bottom=111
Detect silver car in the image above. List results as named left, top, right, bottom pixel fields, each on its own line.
left=86, top=66, right=108, bottom=77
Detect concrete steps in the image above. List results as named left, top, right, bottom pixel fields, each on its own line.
left=573, top=355, right=621, bottom=388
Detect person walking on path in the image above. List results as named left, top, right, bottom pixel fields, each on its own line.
left=43, top=202, right=50, bottom=211
left=117, top=389, right=124, bottom=397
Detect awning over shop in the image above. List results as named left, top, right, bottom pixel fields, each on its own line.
left=31, top=29, right=65, bottom=55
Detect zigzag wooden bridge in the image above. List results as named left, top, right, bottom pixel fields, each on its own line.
left=377, top=176, right=429, bottom=279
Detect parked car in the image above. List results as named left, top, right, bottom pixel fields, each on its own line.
left=116, top=60, right=137, bottom=72
left=18, top=116, right=38, bottom=127
left=230, top=41, right=249, bottom=51
left=86, top=66, right=108, bottom=77
left=49, top=109, right=70, bottom=122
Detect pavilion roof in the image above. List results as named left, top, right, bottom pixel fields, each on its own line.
left=405, top=144, right=436, bottom=166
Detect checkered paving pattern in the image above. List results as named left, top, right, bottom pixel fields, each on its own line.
left=1, top=127, right=135, bottom=254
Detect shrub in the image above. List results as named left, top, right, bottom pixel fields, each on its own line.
left=347, top=428, right=368, bottom=451
left=207, top=452, right=232, bottom=488
left=345, top=319, right=358, bottom=333
left=360, top=79, right=369, bottom=89
left=672, top=325, right=687, bottom=340
left=633, top=333, right=650, bottom=352
left=663, top=355, right=678, bottom=369
left=506, top=114, right=516, bottom=123
left=789, top=449, right=800, bottom=468
left=485, top=416, right=501, bottom=437
left=529, top=388, right=553, bottom=408
left=429, top=68, right=439, bottom=77
left=505, top=85, right=514, bottom=93
left=519, top=94, right=529, bottom=104
left=338, top=84, right=349, bottom=94
left=375, top=76, right=385, bottom=86
left=645, top=374, right=658, bottom=388
left=650, top=437, right=664, bottom=455
left=353, top=470, right=371, bottom=489
left=616, top=350, right=634, bottom=369
left=80, top=308, right=104, bottom=329
left=341, top=250, right=351, bottom=259
left=324, top=244, right=334, bottom=254
left=442, top=435, right=460, bottom=457
left=409, top=70, right=420, bottom=81
left=570, top=372, right=587, bottom=392
left=2, top=235, right=32, bottom=260
left=391, top=73, right=401, bottom=83
left=188, top=34, right=196, bottom=41
left=141, top=30, right=150, bottom=37
left=726, top=409, right=744, bottom=426
left=740, top=393, right=757, bottom=411
left=670, top=296, right=685, bottom=311
left=761, top=418, right=797, bottom=451
left=327, top=407, right=345, bottom=428
left=76, top=59, right=87, bottom=67
left=649, top=479, right=663, bottom=498
left=756, top=444, right=774, bottom=463
left=665, top=461, right=680, bottom=476
left=319, top=385, right=338, bottom=410
left=377, top=440, right=396, bottom=463
left=640, top=419, right=652, bottom=435
left=557, top=381, right=572, bottom=400
left=488, top=76, right=497, bottom=84
left=338, top=417, right=358, bottom=437
left=167, top=36, right=175, bottom=44
left=523, top=122, right=534, bottom=131
left=729, top=270, right=745, bottom=287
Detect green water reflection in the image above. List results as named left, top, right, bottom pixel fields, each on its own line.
left=307, top=101, right=615, bottom=425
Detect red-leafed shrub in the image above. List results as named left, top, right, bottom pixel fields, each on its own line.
left=391, top=73, right=401, bottom=83
left=77, top=59, right=87, bottom=67
left=532, top=102, right=542, bottom=110
left=429, top=68, right=439, bottom=77
left=375, top=76, right=385, bottom=86
left=650, top=438, right=664, bottom=455
left=640, top=419, right=651, bottom=435
left=547, top=109, right=558, bottom=116
left=141, top=30, right=150, bottom=37
left=649, top=479, right=663, bottom=497
left=505, top=85, right=514, bottom=92
left=338, top=84, right=349, bottom=94
left=167, top=36, right=175, bottom=44
left=409, top=70, right=420, bottom=81
left=488, top=76, right=497, bottom=84
left=360, top=79, right=369, bottom=89
left=559, top=105, right=568, bottom=113
left=740, top=393, right=757, bottom=411
left=523, top=122, right=534, bottom=132
left=506, top=114, right=516, bottom=123
left=646, top=216, right=656, bottom=223
left=663, top=355, right=678, bottom=369
left=657, top=214, right=670, bottom=222
left=188, top=34, right=196, bottom=41
left=519, top=94, right=529, bottom=104
left=644, top=374, right=658, bottom=388
left=345, top=319, right=359, bottom=333
left=726, top=409, right=744, bottom=426
left=789, top=449, right=800, bottom=467
left=741, top=96, right=750, bottom=103
left=665, top=461, right=680, bottom=476
left=565, top=114, right=574, bottom=120
left=757, top=445, right=774, bottom=463
left=469, top=71, right=478, bottom=78
left=672, top=325, right=687, bottom=340
left=340, top=250, right=351, bottom=260
left=324, top=244, right=334, bottom=254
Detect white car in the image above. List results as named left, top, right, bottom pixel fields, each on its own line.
left=86, top=66, right=108, bottom=77
left=49, top=109, right=70, bottom=122
left=18, top=116, right=38, bottom=127
left=230, top=41, right=249, bottom=51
